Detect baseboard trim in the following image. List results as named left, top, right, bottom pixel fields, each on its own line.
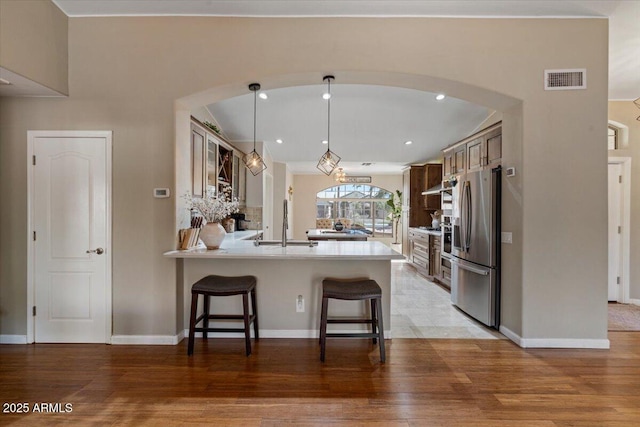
left=111, top=334, right=181, bottom=345
left=181, top=329, right=392, bottom=340
left=0, top=335, right=28, bottom=344
left=498, top=326, right=609, bottom=349
left=628, top=299, right=640, bottom=306
left=498, top=326, right=521, bottom=346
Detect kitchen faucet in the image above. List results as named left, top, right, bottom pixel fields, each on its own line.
left=282, top=199, right=288, bottom=247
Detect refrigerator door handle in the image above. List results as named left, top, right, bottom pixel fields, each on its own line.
left=450, top=258, right=490, bottom=276
left=459, top=180, right=466, bottom=253
left=461, top=181, right=472, bottom=252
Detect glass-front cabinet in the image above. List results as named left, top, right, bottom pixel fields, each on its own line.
left=191, top=117, right=246, bottom=204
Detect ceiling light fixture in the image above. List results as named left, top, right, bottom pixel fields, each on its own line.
left=317, top=75, right=341, bottom=175
left=322, top=140, right=328, bottom=144
left=436, top=94, right=446, bottom=101
left=405, top=140, right=413, bottom=145
left=276, top=139, right=283, bottom=144
left=243, top=83, right=267, bottom=176
left=259, top=92, right=268, bottom=100
left=334, top=167, right=346, bottom=183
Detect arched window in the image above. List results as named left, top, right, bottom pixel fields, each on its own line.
left=316, top=184, right=394, bottom=237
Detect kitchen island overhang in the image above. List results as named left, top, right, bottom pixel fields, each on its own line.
left=164, top=241, right=404, bottom=339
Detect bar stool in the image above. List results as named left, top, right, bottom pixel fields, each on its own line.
left=319, top=278, right=385, bottom=363
left=187, top=275, right=258, bottom=356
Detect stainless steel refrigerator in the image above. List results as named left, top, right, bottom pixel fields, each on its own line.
left=450, top=166, right=501, bottom=328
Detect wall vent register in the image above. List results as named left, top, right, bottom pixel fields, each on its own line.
left=544, top=69, right=586, bottom=90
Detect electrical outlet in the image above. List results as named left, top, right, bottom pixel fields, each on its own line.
left=296, top=295, right=305, bottom=312
left=501, top=232, right=513, bottom=244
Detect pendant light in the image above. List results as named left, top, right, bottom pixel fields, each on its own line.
left=243, top=83, right=267, bottom=176
left=317, top=75, right=341, bottom=175
left=334, top=167, right=346, bottom=183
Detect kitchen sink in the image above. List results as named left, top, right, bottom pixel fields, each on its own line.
left=254, top=240, right=318, bottom=247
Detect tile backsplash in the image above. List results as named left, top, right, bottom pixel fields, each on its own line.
left=240, top=207, right=263, bottom=229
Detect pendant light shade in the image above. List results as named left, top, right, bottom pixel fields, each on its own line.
left=317, top=75, right=341, bottom=176
left=334, top=167, right=346, bottom=183
left=243, top=83, right=267, bottom=176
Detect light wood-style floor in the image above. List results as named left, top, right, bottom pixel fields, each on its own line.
left=2, top=333, right=640, bottom=425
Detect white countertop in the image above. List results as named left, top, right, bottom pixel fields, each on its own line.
left=164, top=239, right=403, bottom=260
left=222, top=229, right=263, bottom=242
left=306, top=228, right=369, bottom=240
left=409, top=227, right=442, bottom=237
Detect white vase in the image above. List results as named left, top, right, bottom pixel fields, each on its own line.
left=200, top=222, right=226, bottom=249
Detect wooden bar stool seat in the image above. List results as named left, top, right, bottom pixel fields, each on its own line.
left=319, top=278, right=385, bottom=363
left=187, top=275, right=258, bottom=356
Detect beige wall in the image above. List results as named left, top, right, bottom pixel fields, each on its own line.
left=0, top=0, right=68, bottom=95
left=292, top=174, right=404, bottom=240
left=609, top=101, right=640, bottom=301
left=0, top=14, right=608, bottom=345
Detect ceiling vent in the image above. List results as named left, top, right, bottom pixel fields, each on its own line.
left=544, top=69, right=586, bottom=90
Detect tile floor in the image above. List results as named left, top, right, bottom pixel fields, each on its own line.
left=391, top=260, right=505, bottom=339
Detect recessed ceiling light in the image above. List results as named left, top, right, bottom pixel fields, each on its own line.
left=276, top=139, right=283, bottom=144
left=436, top=94, right=446, bottom=101
left=259, top=92, right=268, bottom=100
left=405, top=140, right=413, bottom=145
left=322, top=140, right=328, bottom=144
left=322, top=93, right=331, bottom=100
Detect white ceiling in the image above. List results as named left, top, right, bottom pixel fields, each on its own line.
left=207, top=84, right=491, bottom=174
left=4, top=1, right=638, bottom=173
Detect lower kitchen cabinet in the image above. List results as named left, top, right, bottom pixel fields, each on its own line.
left=408, top=228, right=446, bottom=287
left=409, top=231, right=440, bottom=279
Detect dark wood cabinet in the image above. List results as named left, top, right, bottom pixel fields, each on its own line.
left=442, top=122, right=502, bottom=176
left=423, top=163, right=443, bottom=213
left=408, top=228, right=443, bottom=284
left=404, top=166, right=429, bottom=227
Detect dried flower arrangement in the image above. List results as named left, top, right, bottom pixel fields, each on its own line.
left=184, top=188, right=239, bottom=223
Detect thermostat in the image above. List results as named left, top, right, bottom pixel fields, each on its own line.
left=154, top=188, right=171, bottom=198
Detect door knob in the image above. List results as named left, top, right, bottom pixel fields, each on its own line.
left=86, top=248, right=104, bottom=255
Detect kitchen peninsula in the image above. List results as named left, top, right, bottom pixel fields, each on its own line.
left=164, top=239, right=403, bottom=338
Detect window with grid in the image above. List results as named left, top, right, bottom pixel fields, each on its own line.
left=316, top=184, right=393, bottom=237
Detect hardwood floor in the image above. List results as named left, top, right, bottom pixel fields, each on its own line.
left=2, top=334, right=640, bottom=425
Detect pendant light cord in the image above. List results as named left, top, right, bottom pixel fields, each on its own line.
left=253, top=88, right=257, bottom=152
left=327, top=77, right=331, bottom=152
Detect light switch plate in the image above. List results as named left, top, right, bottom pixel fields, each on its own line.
left=501, top=232, right=513, bottom=244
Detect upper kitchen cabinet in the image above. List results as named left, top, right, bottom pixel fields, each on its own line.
left=442, top=122, right=502, bottom=177
left=403, top=166, right=429, bottom=227
left=191, top=117, right=246, bottom=204
left=422, top=163, right=443, bottom=211
left=190, top=122, right=206, bottom=197
left=466, top=124, right=502, bottom=172
left=442, top=144, right=466, bottom=178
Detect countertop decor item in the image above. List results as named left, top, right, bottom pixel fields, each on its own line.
left=317, top=75, right=341, bottom=175
left=184, top=189, right=239, bottom=249
left=243, top=83, right=267, bottom=176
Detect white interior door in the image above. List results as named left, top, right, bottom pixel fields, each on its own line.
left=608, top=162, right=622, bottom=302
left=29, top=131, right=111, bottom=343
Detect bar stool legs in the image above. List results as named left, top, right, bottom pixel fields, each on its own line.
left=187, top=275, right=258, bottom=357
left=319, top=278, right=386, bottom=363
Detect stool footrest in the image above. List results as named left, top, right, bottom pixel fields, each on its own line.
left=326, top=332, right=380, bottom=339
left=327, top=318, right=373, bottom=324
left=194, top=327, right=248, bottom=333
